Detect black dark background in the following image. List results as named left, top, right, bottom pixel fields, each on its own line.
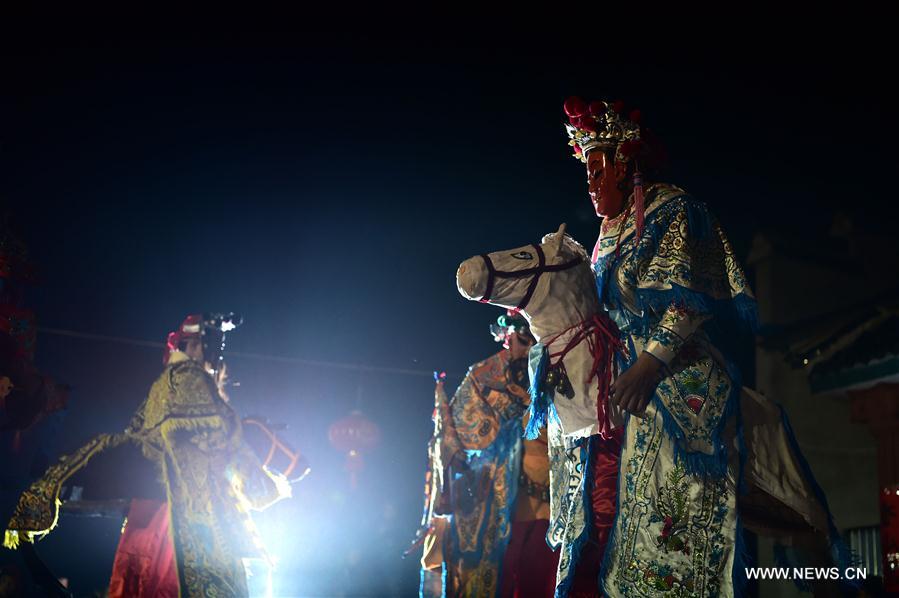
left=2, top=26, right=896, bottom=596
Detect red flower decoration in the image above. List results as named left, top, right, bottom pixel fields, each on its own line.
left=573, top=145, right=583, bottom=155
left=664, top=575, right=675, bottom=588
left=612, top=100, right=626, bottom=114
left=629, top=109, right=642, bottom=124
left=588, top=100, right=606, bottom=116
left=564, top=96, right=588, bottom=119
left=578, top=116, right=597, bottom=132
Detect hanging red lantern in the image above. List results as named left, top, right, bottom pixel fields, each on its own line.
left=328, top=410, right=380, bottom=489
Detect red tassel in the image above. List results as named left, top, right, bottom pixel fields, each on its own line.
left=633, top=166, right=645, bottom=238
left=545, top=314, right=623, bottom=440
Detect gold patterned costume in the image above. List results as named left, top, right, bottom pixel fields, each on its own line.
left=4, top=351, right=287, bottom=597
left=420, top=349, right=556, bottom=597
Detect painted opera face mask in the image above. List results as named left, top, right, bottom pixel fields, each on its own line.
left=586, top=149, right=629, bottom=219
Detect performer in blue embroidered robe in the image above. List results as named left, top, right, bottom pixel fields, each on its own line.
left=545, top=97, right=851, bottom=597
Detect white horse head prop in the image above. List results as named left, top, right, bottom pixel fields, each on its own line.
left=457, top=224, right=622, bottom=440
left=456, top=224, right=599, bottom=342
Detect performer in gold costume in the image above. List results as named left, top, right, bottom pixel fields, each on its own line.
left=418, top=312, right=559, bottom=597
left=4, top=313, right=290, bottom=597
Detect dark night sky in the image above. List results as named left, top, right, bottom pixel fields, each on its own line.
left=6, top=33, right=897, bottom=363
left=2, top=29, right=897, bottom=595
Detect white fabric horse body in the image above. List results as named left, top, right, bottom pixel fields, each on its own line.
left=457, top=225, right=841, bottom=597
left=456, top=224, right=623, bottom=441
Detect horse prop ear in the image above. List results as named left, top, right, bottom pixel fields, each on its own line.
left=552, top=223, right=567, bottom=256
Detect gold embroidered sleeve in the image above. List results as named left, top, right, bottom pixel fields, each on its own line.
left=5, top=432, right=129, bottom=548
left=450, top=374, right=500, bottom=450
left=644, top=305, right=711, bottom=365
left=448, top=352, right=526, bottom=452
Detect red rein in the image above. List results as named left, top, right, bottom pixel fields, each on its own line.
left=546, top=313, right=624, bottom=439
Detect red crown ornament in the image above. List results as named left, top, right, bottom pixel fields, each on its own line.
left=564, top=97, right=642, bottom=164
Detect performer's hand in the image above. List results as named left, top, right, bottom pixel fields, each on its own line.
left=609, top=352, right=664, bottom=416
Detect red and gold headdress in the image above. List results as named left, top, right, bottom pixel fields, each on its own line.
left=563, top=97, right=643, bottom=164
left=563, top=96, right=657, bottom=236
